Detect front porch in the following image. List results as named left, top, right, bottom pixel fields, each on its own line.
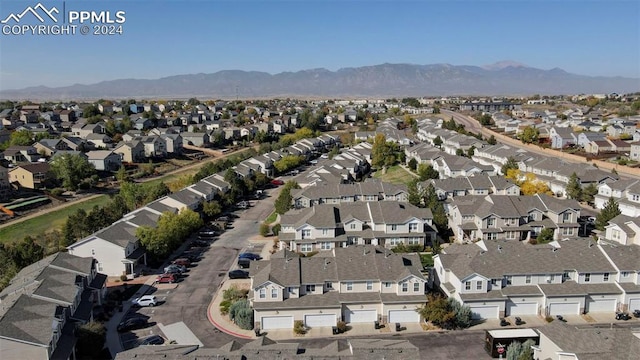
left=122, top=247, right=147, bottom=279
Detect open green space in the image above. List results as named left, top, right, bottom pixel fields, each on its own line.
left=0, top=195, right=110, bottom=244
left=372, top=165, right=415, bottom=185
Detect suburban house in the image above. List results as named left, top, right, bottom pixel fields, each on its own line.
left=549, top=127, right=577, bottom=149
left=181, top=132, right=209, bottom=147
left=428, top=174, right=520, bottom=199
left=291, top=179, right=408, bottom=208
left=595, top=179, right=640, bottom=217
left=448, top=194, right=581, bottom=243
left=113, top=141, right=146, bottom=163
left=0, top=252, right=106, bottom=360
left=8, top=163, right=52, bottom=189
left=432, top=238, right=623, bottom=320
left=250, top=245, right=427, bottom=331
left=533, top=322, right=640, bottom=360
left=3, top=146, right=41, bottom=163
left=67, top=213, right=152, bottom=277
left=33, top=139, right=71, bottom=157
left=279, top=201, right=437, bottom=252
left=86, top=150, right=122, bottom=172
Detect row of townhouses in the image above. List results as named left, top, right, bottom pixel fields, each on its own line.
left=0, top=252, right=106, bottom=360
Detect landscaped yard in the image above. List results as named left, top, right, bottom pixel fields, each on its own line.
left=264, top=211, right=278, bottom=224
left=0, top=195, right=110, bottom=244
left=372, top=165, right=416, bottom=185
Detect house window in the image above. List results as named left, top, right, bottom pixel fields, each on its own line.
left=476, top=281, right=482, bottom=290
left=486, top=233, right=497, bottom=240
left=612, top=229, right=621, bottom=240
left=366, top=281, right=373, bottom=291
left=525, top=275, right=532, bottom=284
left=549, top=274, right=555, bottom=282
left=632, top=194, right=640, bottom=202
left=563, top=272, right=570, bottom=280
left=402, top=283, right=408, bottom=292
left=563, top=213, right=571, bottom=222
left=622, top=272, right=630, bottom=278
left=604, top=273, right=610, bottom=282
left=325, top=281, right=333, bottom=289
left=306, top=285, right=316, bottom=293
left=322, top=229, right=328, bottom=236
left=346, top=282, right=353, bottom=291
left=562, top=227, right=574, bottom=236
left=505, top=231, right=516, bottom=240
left=414, top=282, right=420, bottom=292
left=301, top=229, right=311, bottom=239
left=300, top=243, right=313, bottom=252
left=529, top=213, right=537, bottom=221
left=391, top=224, right=398, bottom=231
left=271, top=288, right=278, bottom=298
left=409, top=223, right=418, bottom=232
left=584, top=273, right=591, bottom=283
left=259, top=288, right=266, bottom=299
left=97, top=263, right=103, bottom=272
left=388, top=238, right=402, bottom=246
left=487, top=218, right=496, bottom=227
left=505, top=276, right=512, bottom=285
left=91, top=249, right=95, bottom=256
left=350, top=223, right=356, bottom=230
left=384, top=282, right=392, bottom=288
left=321, top=242, right=332, bottom=250
left=465, top=281, right=471, bottom=290
left=408, top=237, right=421, bottom=245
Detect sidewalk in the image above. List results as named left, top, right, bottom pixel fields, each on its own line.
left=105, top=276, right=158, bottom=358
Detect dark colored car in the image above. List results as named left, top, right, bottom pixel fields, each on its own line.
left=156, top=273, right=177, bottom=284
left=239, top=253, right=262, bottom=261
left=229, top=269, right=249, bottom=279
left=237, top=258, right=251, bottom=269
left=117, top=317, right=148, bottom=332
left=139, top=335, right=164, bottom=345
left=270, top=179, right=284, bottom=186
left=172, top=258, right=191, bottom=267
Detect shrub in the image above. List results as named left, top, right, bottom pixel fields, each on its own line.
left=50, top=188, right=64, bottom=196
left=223, top=285, right=248, bottom=302
left=336, top=320, right=347, bottom=333
left=119, top=274, right=128, bottom=281
left=229, top=299, right=253, bottom=330
left=293, top=320, right=306, bottom=335
left=271, top=223, right=281, bottom=236
left=220, top=300, right=232, bottom=315
left=545, top=315, right=554, bottom=323
left=75, top=321, right=106, bottom=358
left=306, top=250, right=319, bottom=257
left=259, top=223, right=270, bottom=237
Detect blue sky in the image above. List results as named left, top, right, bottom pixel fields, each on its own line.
left=0, top=0, right=639, bottom=91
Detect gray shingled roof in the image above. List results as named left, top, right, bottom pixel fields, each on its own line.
left=0, top=294, right=60, bottom=345
left=598, top=243, right=640, bottom=271
left=94, top=222, right=138, bottom=247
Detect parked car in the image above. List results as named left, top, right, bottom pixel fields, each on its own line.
left=164, top=264, right=186, bottom=274
left=139, top=335, right=164, bottom=346
left=131, top=295, right=157, bottom=307
left=239, top=253, right=262, bottom=261
left=270, top=179, right=284, bottom=186
left=117, top=317, right=148, bottom=332
left=172, top=258, right=191, bottom=267
left=237, top=258, right=251, bottom=269
left=199, top=229, right=216, bottom=236
left=228, top=270, right=249, bottom=279
left=156, top=273, right=178, bottom=284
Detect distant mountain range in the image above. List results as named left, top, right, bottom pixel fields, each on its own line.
left=2, top=62, right=638, bottom=100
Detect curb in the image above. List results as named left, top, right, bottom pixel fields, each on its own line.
left=206, top=292, right=253, bottom=339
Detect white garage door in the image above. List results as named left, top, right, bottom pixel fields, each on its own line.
left=586, top=298, right=616, bottom=313
left=261, top=316, right=293, bottom=330
left=304, top=314, right=336, bottom=327
left=548, top=302, right=580, bottom=315
left=469, top=305, right=499, bottom=320
left=388, top=310, right=420, bottom=323
left=629, top=298, right=640, bottom=311
left=345, top=309, right=377, bottom=323
left=506, top=301, right=538, bottom=316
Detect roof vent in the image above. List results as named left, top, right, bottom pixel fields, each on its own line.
left=552, top=248, right=558, bottom=252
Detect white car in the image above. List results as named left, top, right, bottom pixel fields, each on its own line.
left=131, top=295, right=157, bottom=307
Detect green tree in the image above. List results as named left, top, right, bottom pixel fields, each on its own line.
left=229, top=299, right=253, bottom=330
left=8, top=237, right=45, bottom=268
left=259, top=223, right=270, bottom=237
left=418, top=294, right=456, bottom=329
left=407, top=179, right=423, bottom=207
left=433, top=135, right=443, bottom=148
left=50, top=153, right=96, bottom=191
left=467, top=145, right=476, bottom=158
left=447, top=297, right=472, bottom=329
left=328, top=145, right=340, bottom=159
left=487, top=135, right=497, bottom=145
left=116, top=165, right=130, bottom=183
left=519, top=126, right=539, bottom=144
left=371, top=133, right=388, bottom=169
left=202, top=200, right=222, bottom=218
left=408, top=157, right=418, bottom=171
left=274, top=181, right=300, bottom=214
left=75, top=321, right=106, bottom=358
left=565, top=172, right=582, bottom=200
left=9, top=129, right=34, bottom=146
left=595, top=197, right=621, bottom=231
left=501, top=156, right=519, bottom=176
left=274, top=155, right=305, bottom=174
left=417, top=163, right=439, bottom=181
left=581, top=183, right=598, bottom=205
left=537, top=228, right=555, bottom=244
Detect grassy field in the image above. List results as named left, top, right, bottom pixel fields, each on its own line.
left=372, top=165, right=416, bottom=185
left=264, top=211, right=278, bottom=224
left=0, top=195, right=110, bottom=244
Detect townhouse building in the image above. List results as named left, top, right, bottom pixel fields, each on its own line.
left=279, top=201, right=436, bottom=253
left=250, top=245, right=427, bottom=331
left=0, top=252, right=106, bottom=360
left=291, top=179, right=408, bottom=208
left=595, top=179, right=640, bottom=217
left=448, top=194, right=581, bottom=243
left=428, top=174, right=520, bottom=200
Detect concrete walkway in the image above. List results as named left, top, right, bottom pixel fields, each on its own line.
left=105, top=276, right=158, bottom=358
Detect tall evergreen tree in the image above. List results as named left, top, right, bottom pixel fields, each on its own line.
left=595, top=197, right=621, bottom=231
left=565, top=172, right=582, bottom=200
